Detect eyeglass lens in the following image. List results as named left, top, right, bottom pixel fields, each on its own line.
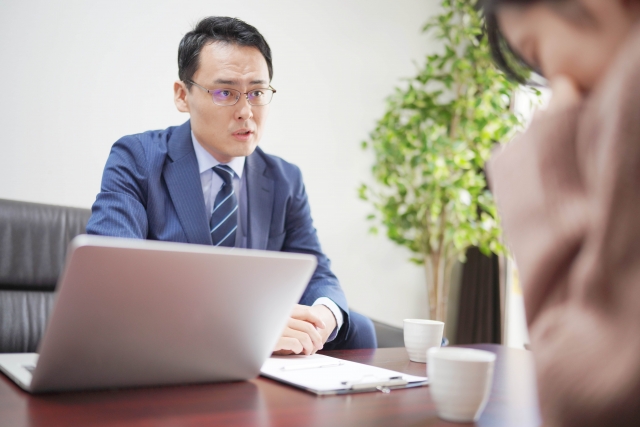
left=211, top=88, right=273, bottom=106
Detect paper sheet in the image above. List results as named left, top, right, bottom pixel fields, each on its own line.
left=260, top=354, right=428, bottom=395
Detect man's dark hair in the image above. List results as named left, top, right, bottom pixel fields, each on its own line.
left=178, top=17, right=273, bottom=89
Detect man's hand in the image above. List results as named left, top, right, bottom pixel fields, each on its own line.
left=273, top=304, right=337, bottom=356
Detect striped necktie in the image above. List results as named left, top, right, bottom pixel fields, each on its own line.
left=210, top=165, right=238, bottom=247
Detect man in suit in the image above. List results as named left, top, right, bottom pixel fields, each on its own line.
left=86, top=16, right=376, bottom=353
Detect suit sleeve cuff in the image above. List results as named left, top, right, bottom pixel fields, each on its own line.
left=312, top=297, right=344, bottom=342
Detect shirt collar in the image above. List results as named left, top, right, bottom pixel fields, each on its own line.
left=191, top=131, right=246, bottom=178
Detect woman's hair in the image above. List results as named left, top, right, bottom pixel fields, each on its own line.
left=481, top=0, right=548, bottom=82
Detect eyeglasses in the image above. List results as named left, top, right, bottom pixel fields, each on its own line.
left=187, top=80, right=276, bottom=106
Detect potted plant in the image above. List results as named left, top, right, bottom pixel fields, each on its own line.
left=359, top=0, right=534, bottom=322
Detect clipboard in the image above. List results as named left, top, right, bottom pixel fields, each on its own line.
left=260, top=354, right=428, bottom=395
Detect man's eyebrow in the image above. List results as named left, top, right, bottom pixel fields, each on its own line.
left=212, top=79, right=269, bottom=86
left=213, top=79, right=237, bottom=85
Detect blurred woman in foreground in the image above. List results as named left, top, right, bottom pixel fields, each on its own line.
left=482, top=0, right=640, bottom=426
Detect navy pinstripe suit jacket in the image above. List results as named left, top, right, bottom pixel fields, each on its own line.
left=86, top=120, right=350, bottom=342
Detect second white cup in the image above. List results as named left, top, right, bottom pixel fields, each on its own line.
left=427, top=347, right=496, bottom=423
left=403, top=319, right=444, bottom=363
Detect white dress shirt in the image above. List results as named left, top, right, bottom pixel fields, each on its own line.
left=191, top=133, right=343, bottom=341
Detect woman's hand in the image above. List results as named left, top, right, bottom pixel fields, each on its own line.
left=546, top=75, right=583, bottom=114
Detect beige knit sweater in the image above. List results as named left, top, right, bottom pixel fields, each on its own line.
left=488, top=25, right=640, bottom=427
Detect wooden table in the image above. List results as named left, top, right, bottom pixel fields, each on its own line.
left=0, top=344, right=541, bottom=426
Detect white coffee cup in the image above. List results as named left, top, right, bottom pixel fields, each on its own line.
left=427, top=347, right=496, bottom=423
left=403, top=319, right=444, bottom=363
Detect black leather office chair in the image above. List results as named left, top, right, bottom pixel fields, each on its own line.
left=0, top=199, right=91, bottom=353
left=0, top=198, right=396, bottom=352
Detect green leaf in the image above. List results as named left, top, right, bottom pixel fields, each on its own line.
left=360, top=0, right=537, bottom=263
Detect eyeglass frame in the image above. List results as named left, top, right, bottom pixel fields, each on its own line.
left=186, top=80, right=277, bottom=106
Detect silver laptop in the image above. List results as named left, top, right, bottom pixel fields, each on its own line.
left=0, top=235, right=316, bottom=393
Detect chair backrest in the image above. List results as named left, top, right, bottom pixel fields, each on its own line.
left=0, top=199, right=91, bottom=352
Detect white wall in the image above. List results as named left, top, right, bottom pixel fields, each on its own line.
left=0, top=0, right=441, bottom=327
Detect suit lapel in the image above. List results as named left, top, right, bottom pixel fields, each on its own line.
left=163, top=121, right=212, bottom=245
left=246, top=149, right=274, bottom=250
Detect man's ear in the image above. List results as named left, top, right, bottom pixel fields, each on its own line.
left=174, top=81, right=190, bottom=113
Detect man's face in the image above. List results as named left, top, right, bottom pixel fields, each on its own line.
left=174, top=42, right=270, bottom=163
